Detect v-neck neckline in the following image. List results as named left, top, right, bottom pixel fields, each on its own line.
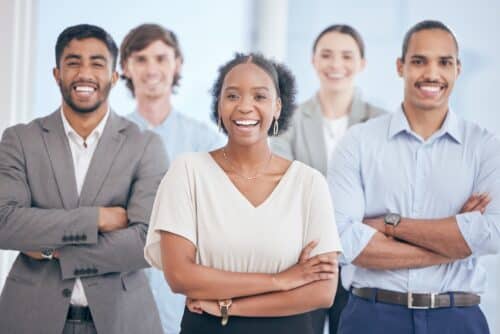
left=206, top=152, right=297, bottom=209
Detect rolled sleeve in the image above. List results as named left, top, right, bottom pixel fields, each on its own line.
left=327, top=128, right=372, bottom=265
left=456, top=212, right=500, bottom=256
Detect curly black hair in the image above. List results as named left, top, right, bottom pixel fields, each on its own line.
left=210, top=53, right=297, bottom=136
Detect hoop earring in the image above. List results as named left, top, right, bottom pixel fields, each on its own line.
left=218, top=116, right=222, bottom=132
left=273, top=118, right=279, bottom=136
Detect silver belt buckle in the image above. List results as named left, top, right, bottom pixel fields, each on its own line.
left=407, top=292, right=436, bottom=309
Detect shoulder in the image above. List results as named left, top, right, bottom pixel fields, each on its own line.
left=294, top=96, right=318, bottom=119
left=173, top=112, right=218, bottom=134
left=289, top=160, right=327, bottom=188
left=460, top=116, right=500, bottom=152
left=364, top=101, right=388, bottom=119
left=347, top=112, right=392, bottom=140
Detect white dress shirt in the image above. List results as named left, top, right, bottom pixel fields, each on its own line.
left=60, top=107, right=109, bottom=306
left=323, top=115, right=348, bottom=164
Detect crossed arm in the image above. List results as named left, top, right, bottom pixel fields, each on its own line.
left=161, top=232, right=338, bottom=317
left=0, top=127, right=167, bottom=278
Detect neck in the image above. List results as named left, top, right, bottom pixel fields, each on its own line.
left=224, top=139, right=272, bottom=173
left=402, top=102, right=449, bottom=140
left=318, top=87, right=354, bottom=119
left=62, top=102, right=108, bottom=140
left=136, top=95, right=172, bottom=127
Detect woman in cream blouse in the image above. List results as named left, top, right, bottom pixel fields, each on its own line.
left=271, top=24, right=386, bottom=334
left=145, top=53, right=342, bottom=333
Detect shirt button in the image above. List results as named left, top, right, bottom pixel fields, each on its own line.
left=62, top=288, right=72, bottom=298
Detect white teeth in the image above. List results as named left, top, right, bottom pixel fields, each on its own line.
left=235, top=120, right=258, bottom=126
left=75, top=86, right=95, bottom=92
left=326, top=73, right=345, bottom=79
left=420, top=86, right=441, bottom=92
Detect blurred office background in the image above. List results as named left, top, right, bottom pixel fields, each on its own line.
left=1, top=0, right=499, bottom=331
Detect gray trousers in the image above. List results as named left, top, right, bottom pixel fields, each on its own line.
left=62, top=320, right=97, bottom=334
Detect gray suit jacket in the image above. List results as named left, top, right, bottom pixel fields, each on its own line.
left=0, top=110, right=167, bottom=334
left=271, top=92, right=386, bottom=176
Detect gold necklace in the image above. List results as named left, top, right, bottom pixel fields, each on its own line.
left=222, top=148, right=273, bottom=181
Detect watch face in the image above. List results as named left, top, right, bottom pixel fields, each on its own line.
left=385, top=213, right=401, bottom=225
left=41, top=249, right=54, bottom=259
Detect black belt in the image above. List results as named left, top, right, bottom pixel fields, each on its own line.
left=67, top=305, right=93, bottom=322
left=352, top=287, right=480, bottom=309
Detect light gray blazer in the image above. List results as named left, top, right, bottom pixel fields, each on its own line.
left=271, top=92, right=386, bottom=176
left=0, top=110, right=167, bottom=334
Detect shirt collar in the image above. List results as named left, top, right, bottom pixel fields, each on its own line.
left=388, top=105, right=463, bottom=144
left=60, top=106, right=110, bottom=142
left=131, top=109, right=176, bottom=130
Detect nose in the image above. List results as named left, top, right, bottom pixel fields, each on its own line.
left=329, top=55, right=342, bottom=68
left=75, top=63, right=94, bottom=81
left=237, top=95, right=253, bottom=113
left=423, top=61, right=440, bottom=81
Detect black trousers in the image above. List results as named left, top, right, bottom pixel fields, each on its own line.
left=310, top=271, right=349, bottom=334
left=180, top=307, right=314, bottom=334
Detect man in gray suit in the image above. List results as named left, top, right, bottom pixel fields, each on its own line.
left=0, top=24, right=166, bottom=333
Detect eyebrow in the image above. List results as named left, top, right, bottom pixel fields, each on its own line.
left=410, top=54, right=456, bottom=60
left=224, top=86, right=270, bottom=91
left=63, top=54, right=107, bottom=62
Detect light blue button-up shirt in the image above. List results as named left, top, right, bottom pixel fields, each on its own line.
left=127, top=109, right=225, bottom=334
left=328, top=108, right=500, bottom=294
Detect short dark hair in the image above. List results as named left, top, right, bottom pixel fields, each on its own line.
left=55, top=24, right=118, bottom=70
left=401, top=20, right=459, bottom=61
left=312, top=24, right=365, bottom=59
left=119, top=24, right=183, bottom=96
left=210, top=53, right=297, bottom=136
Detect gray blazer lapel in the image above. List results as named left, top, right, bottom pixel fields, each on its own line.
left=302, top=96, right=327, bottom=175
left=41, top=110, right=79, bottom=209
left=348, top=89, right=369, bottom=127
left=78, top=111, right=126, bottom=206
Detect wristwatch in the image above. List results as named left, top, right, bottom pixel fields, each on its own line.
left=218, top=299, right=232, bottom=326
left=40, top=248, right=54, bottom=260
left=384, top=213, right=401, bottom=238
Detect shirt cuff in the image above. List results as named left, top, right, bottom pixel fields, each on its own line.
left=339, top=222, right=377, bottom=265
left=456, top=211, right=489, bottom=256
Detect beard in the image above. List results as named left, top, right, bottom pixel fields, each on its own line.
left=59, top=80, right=113, bottom=114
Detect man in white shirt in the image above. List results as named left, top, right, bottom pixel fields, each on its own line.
left=0, top=24, right=166, bottom=334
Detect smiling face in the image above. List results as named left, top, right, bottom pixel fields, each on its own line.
left=53, top=37, right=118, bottom=114
left=397, top=29, right=461, bottom=113
left=312, top=31, right=365, bottom=93
left=218, top=62, right=281, bottom=146
left=123, top=39, right=181, bottom=100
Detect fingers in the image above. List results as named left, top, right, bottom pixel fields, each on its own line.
left=186, top=299, right=203, bottom=314
left=299, top=240, right=318, bottom=263
left=304, top=254, right=338, bottom=267
left=461, top=193, right=490, bottom=213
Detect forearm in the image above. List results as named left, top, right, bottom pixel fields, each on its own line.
left=353, top=232, right=454, bottom=270
left=165, top=262, right=281, bottom=300
left=395, top=217, right=471, bottom=259
left=0, top=206, right=98, bottom=250
left=230, top=278, right=337, bottom=317
left=58, top=223, right=148, bottom=280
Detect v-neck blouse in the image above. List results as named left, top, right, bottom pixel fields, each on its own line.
left=145, top=152, right=342, bottom=274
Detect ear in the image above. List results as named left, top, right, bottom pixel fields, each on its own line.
left=359, top=58, right=366, bottom=71
left=111, top=71, right=119, bottom=86
left=456, top=59, right=462, bottom=77
left=275, top=97, right=282, bottom=119
left=396, top=58, right=404, bottom=78
left=52, top=67, right=60, bottom=84
left=175, top=57, right=183, bottom=76
left=122, top=61, right=130, bottom=78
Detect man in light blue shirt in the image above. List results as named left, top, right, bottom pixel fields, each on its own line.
left=120, top=24, right=225, bottom=334
left=328, top=20, right=499, bottom=334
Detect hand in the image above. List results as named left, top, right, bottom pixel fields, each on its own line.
left=298, top=240, right=318, bottom=263
left=274, top=253, right=338, bottom=291
left=98, top=207, right=128, bottom=232
left=186, top=299, right=220, bottom=316
left=23, top=250, right=59, bottom=260
left=363, top=217, right=385, bottom=233
left=23, top=251, right=44, bottom=260
left=460, top=193, right=491, bottom=214
left=186, top=298, right=203, bottom=314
